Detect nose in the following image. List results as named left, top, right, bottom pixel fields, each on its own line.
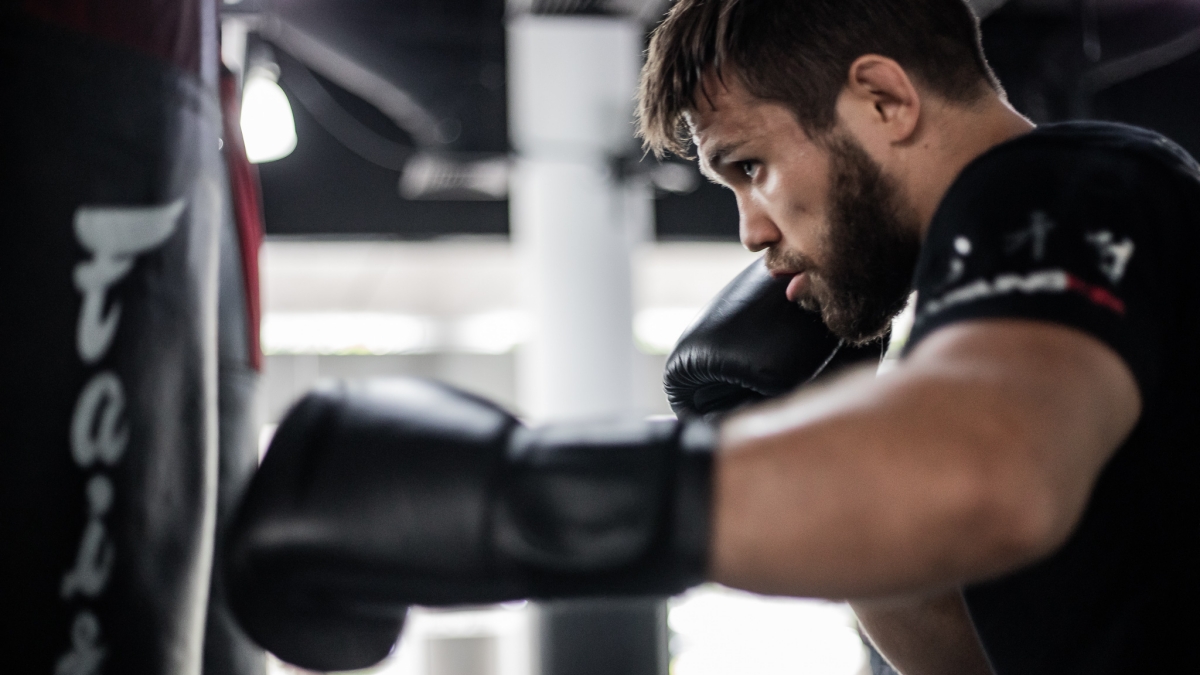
left=737, top=194, right=782, bottom=253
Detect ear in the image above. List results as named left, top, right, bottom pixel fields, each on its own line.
left=836, top=55, right=921, bottom=144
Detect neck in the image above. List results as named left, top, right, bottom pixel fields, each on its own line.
left=903, top=95, right=1034, bottom=236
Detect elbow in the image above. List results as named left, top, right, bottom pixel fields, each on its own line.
left=955, top=451, right=1085, bottom=575
left=988, top=486, right=1076, bottom=569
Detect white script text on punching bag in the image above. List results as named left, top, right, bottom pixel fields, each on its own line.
left=56, top=200, right=184, bottom=675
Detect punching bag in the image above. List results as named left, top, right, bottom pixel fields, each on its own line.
left=1, top=2, right=223, bottom=673
left=202, top=65, right=267, bottom=675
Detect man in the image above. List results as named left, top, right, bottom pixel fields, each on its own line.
left=224, top=1, right=1200, bottom=674
left=638, top=0, right=1197, bottom=672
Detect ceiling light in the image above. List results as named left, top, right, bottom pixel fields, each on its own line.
left=241, top=66, right=298, bottom=164
left=261, top=312, right=438, bottom=355
left=450, top=310, right=530, bottom=354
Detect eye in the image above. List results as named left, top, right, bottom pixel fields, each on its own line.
left=736, top=160, right=760, bottom=180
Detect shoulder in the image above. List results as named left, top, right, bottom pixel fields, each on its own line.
left=936, top=122, right=1200, bottom=229
left=907, top=124, right=1192, bottom=400
left=920, top=122, right=1199, bottom=275
left=966, top=120, right=1200, bottom=179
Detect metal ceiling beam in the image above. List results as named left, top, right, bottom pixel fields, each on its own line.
left=258, top=14, right=447, bottom=148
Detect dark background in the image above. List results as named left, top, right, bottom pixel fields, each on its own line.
left=241, top=0, right=1200, bottom=241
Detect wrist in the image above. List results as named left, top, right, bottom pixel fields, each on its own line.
left=671, top=419, right=717, bottom=584
left=495, top=417, right=716, bottom=598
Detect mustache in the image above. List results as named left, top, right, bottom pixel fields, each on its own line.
left=763, top=247, right=818, bottom=276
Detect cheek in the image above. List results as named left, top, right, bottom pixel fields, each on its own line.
left=770, top=156, right=827, bottom=213
left=763, top=174, right=831, bottom=255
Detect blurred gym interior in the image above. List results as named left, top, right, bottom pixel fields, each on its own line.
left=227, top=1, right=1200, bottom=673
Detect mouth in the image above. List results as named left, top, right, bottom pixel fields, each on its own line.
left=768, top=268, right=810, bottom=303
left=784, top=272, right=809, bottom=303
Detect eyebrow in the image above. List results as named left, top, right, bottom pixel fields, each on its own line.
left=705, top=140, right=746, bottom=171
left=697, top=140, right=746, bottom=184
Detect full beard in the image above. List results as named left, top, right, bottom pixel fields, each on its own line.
left=768, top=133, right=922, bottom=344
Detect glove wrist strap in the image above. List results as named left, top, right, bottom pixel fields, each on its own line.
left=670, top=419, right=716, bottom=586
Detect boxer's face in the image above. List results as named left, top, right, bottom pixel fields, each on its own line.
left=690, top=75, right=920, bottom=343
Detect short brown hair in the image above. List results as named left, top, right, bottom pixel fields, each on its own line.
left=638, top=0, right=1000, bottom=157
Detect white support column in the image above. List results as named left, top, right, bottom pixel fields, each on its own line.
left=507, top=15, right=668, bottom=675
left=508, top=15, right=642, bottom=422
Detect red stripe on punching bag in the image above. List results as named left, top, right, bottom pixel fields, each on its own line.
left=220, top=66, right=265, bottom=371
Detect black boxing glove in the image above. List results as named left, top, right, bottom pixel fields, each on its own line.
left=664, top=258, right=883, bottom=419
left=225, top=378, right=714, bottom=672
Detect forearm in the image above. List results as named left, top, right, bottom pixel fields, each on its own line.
left=852, top=590, right=993, bottom=675
left=708, top=321, right=1139, bottom=598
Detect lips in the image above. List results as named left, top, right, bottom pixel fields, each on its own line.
left=768, top=268, right=809, bottom=302
left=785, top=272, right=809, bottom=302
left=768, top=266, right=806, bottom=300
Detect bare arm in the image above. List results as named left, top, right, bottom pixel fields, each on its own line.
left=852, top=590, right=993, bottom=675
left=710, top=318, right=1141, bottom=598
